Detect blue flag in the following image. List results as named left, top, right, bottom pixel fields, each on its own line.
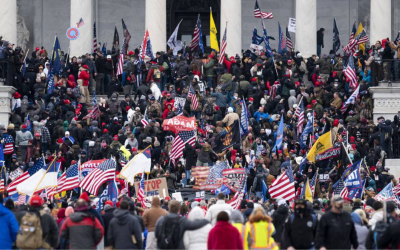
left=239, top=100, right=249, bottom=136
left=97, top=180, right=119, bottom=212
left=278, top=22, right=286, bottom=54
left=252, top=28, right=263, bottom=45
left=261, top=20, right=273, bottom=58
left=102, top=43, right=107, bottom=57
left=146, top=36, right=154, bottom=59
left=272, top=115, right=284, bottom=152
left=344, top=167, right=363, bottom=199
left=215, top=184, right=231, bottom=195
left=48, top=36, right=62, bottom=94
left=261, top=180, right=268, bottom=202
left=300, top=111, right=314, bottom=149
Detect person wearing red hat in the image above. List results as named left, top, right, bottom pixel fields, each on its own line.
left=163, top=92, right=175, bottom=110
left=312, top=99, right=323, bottom=118
left=60, top=197, right=104, bottom=249
left=14, top=195, right=59, bottom=249
left=78, top=64, right=90, bottom=106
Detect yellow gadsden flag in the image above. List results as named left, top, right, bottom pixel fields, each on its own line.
left=307, top=131, right=333, bottom=163
left=210, top=8, right=219, bottom=52
left=304, top=178, right=313, bottom=202
left=356, top=22, right=365, bottom=52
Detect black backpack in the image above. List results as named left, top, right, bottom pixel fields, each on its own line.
left=372, top=221, right=389, bottom=250
left=206, top=104, right=214, bottom=116
left=157, top=216, right=181, bottom=249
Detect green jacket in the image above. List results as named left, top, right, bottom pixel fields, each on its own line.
left=204, top=59, right=215, bottom=77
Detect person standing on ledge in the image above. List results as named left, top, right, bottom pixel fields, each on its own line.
left=317, top=28, right=325, bottom=57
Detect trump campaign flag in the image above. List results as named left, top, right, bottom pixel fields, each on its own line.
left=97, top=179, right=119, bottom=212
left=120, top=146, right=151, bottom=184
left=272, top=115, right=284, bottom=152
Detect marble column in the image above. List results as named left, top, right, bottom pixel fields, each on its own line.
left=146, top=0, right=166, bottom=53
left=0, top=86, right=16, bottom=127
left=220, top=0, right=242, bottom=57
left=295, top=0, right=317, bottom=58
left=370, top=0, right=391, bottom=44
left=0, top=0, right=17, bottom=45
left=70, top=0, right=94, bottom=57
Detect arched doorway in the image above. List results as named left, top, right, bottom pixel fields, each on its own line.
left=167, top=0, right=220, bottom=53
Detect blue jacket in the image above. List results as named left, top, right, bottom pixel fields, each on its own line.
left=253, top=111, right=271, bottom=123
left=0, top=204, right=19, bottom=249
left=210, top=92, right=227, bottom=108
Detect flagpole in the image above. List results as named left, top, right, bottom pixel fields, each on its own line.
left=33, top=156, right=57, bottom=194
left=293, top=96, right=303, bottom=116
left=20, top=49, right=30, bottom=72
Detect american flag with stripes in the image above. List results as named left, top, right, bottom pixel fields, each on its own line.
left=374, top=182, right=400, bottom=206
left=0, top=166, right=5, bottom=193
left=57, top=162, right=80, bottom=193
left=169, top=130, right=196, bottom=163
left=228, top=179, right=247, bottom=209
left=309, top=171, right=318, bottom=195
left=218, top=24, right=227, bottom=65
left=344, top=55, right=358, bottom=88
left=141, top=108, right=149, bottom=127
left=189, top=14, right=204, bottom=53
left=254, top=0, right=273, bottom=19
left=343, top=29, right=369, bottom=55
left=3, top=134, right=14, bottom=155
left=116, top=19, right=131, bottom=76
left=136, top=172, right=146, bottom=208
left=393, top=183, right=400, bottom=196
left=349, top=22, right=356, bottom=42
left=80, top=158, right=116, bottom=195
left=295, top=99, right=304, bottom=136
left=18, top=194, right=28, bottom=205
left=83, top=91, right=100, bottom=120
left=76, top=18, right=84, bottom=28
left=138, top=30, right=149, bottom=63
left=93, top=22, right=97, bottom=53
left=333, top=179, right=349, bottom=199
left=119, top=151, right=128, bottom=168
left=6, top=157, right=44, bottom=195
left=269, top=167, right=295, bottom=201
left=191, top=166, right=211, bottom=190
left=286, top=27, right=293, bottom=51
left=340, top=85, right=359, bottom=114
left=188, top=84, right=199, bottom=110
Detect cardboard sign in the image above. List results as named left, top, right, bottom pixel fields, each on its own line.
left=319, top=174, right=330, bottom=182
left=172, top=192, right=183, bottom=202
left=162, top=116, right=196, bottom=132
left=288, top=18, right=296, bottom=33
left=134, top=177, right=169, bottom=199
left=9, top=167, right=24, bottom=181
left=173, top=97, right=186, bottom=109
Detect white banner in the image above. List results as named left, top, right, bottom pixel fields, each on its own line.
left=288, top=18, right=296, bottom=33
left=174, top=97, right=186, bottom=109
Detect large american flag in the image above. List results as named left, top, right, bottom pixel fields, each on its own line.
left=137, top=172, right=146, bottom=208
left=343, top=29, right=369, bottom=55
left=295, top=99, right=304, bottom=136
left=344, top=55, right=358, bottom=88
left=333, top=179, right=349, bottom=199
left=374, top=182, right=400, bottom=206
left=3, top=134, right=14, bottom=155
left=57, top=162, right=80, bottom=193
left=254, top=0, right=273, bottom=19
left=269, top=167, right=295, bottom=201
left=116, top=19, right=131, bottom=76
left=169, top=130, right=196, bottom=163
left=219, top=24, right=227, bottom=65
left=0, top=166, right=5, bottom=193
left=80, top=158, right=116, bottom=195
left=93, top=21, right=97, bottom=53
left=76, top=18, right=84, bottom=28
left=83, top=91, right=99, bottom=120
left=286, top=27, right=293, bottom=51
left=188, top=84, right=199, bottom=110
left=191, top=166, right=211, bottom=190
left=6, top=158, right=44, bottom=195
left=190, top=15, right=204, bottom=52
left=340, top=85, right=359, bottom=114
left=228, top=179, right=247, bottom=209
left=138, top=30, right=149, bottom=63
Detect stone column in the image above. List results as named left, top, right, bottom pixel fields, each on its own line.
left=0, top=86, right=16, bottom=127
left=220, top=0, right=242, bottom=57
left=295, top=0, right=317, bottom=58
left=146, top=0, right=166, bottom=53
left=0, top=0, right=17, bottom=45
left=70, top=0, right=94, bottom=57
left=370, top=0, right=391, bottom=44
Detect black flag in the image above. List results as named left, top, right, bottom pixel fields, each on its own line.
left=113, top=26, right=119, bottom=49
left=213, top=121, right=241, bottom=153
left=333, top=17, right=341, bottom=53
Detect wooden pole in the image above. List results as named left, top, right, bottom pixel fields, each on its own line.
left=20, top=49, right=30, bottom=72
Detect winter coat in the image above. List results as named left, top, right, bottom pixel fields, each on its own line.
left=60, top=211, right=104, bottom=249
left=143, top=197, right=168, bottom=232
left=107, top=93, right=120, bottom=116
left=210, top=91, right=227, bottom=108
left=207, top=221, right=244, bottom=250
left=205, top=200, right=233, bottom=226
left=282, top=212, right=317, bottom=249
left=183, top=208, right=212, bottom=250
left=150, top=83, right=161, bottom=101
left=0, top=204, right=19, bottom=249
left=203, top=58, right=215, bottom=77
left=78, top=70, right=90, bottom=86
left=288, top=89, right=297, bottom=109
left=16, top=130, right=33, bottom=146
left=222, top=112, right=239, bottom=126
left=174, top=61, right=190, bottom=76
left=101, top=208, right=116, bottom=247
left=182, top=144, right=197, bottom=170
left=107, top=209, right=142, bottom=249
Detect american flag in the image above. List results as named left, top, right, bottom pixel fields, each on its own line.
left=254, top=0, right=273, bottom=19
left=3, top=134, right=14, bottom=155
left=333, top=179, right=349, bottom=199
left=286, top=27, right=293, bottom=51
left=169, top=130, right=196, bottom=163
left=119, top=151, right=128, bottom=168
left=206, top=161, right=228, bottom=190
left=93, top=22, right=97, bottom=53
left=0, top=166, right=5, bottom=193
left=269, top=167, right=295, bottom=201
left=393, top=183, right=400, bottom=196
left=138, top=30, right=149, bottom=63
left=340, top=85, right=359, bottom=114
left=18, top=194, right=27, bottom=205
left=141, top=108, right=149, bottom=127
left=295, top=99, right=304, bottom=136
left=343, top=29, right=369, bottom=55
left=344, top=56, right=358, bottom=88
left=80, top=158, right=116, bottom=195
left=76, top=18, right=84, bottom=28
left=228, top=179, right=247, bottom=209
left=116, top=19, right=131, bottom=76
left=190, top=14, right=204, bottom=53
left=349, top=22, right=356, bottom=42
left=309, top=171, right=318, bottom=195
left=219, top=24, right=227, bottom=65
left=57, top=162, right=80, bottom=193
left=188, top=84, right=199, bottom=110
left=83, top=91, right=100, bottom=120
left=191, top=166, right=211, bottom=190
left=137, top=172, right=146, bottom=208
left=6, top=157, right=44, bottom=195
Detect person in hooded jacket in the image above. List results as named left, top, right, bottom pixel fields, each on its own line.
left=107, top=200, right=142, bottom=249
left=183, top=206, right=212, bottom=250
left=143, top=196, right=168, bottom=250
left=0, top=194, right=19, bottom=250
left=182, top=143, right=197, bottom=179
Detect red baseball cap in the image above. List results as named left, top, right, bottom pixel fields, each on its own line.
left=29, top=195, right=43, bottom=207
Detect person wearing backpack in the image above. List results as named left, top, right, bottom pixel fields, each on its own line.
left=60, top=198, right=104, bottom=249
left=282, top=199, right=317, bottom=250
left=15, top=195, right=59, bottom=250
left=203, top=98, right=216, bottom=125
left=315, top=195, right=358, bottom=250
left=0, top=194, right=19, bottom=250
left=154, top=200, right=209, bottom=250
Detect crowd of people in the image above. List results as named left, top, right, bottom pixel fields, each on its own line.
left=0, top=25, right=400, bottom=249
